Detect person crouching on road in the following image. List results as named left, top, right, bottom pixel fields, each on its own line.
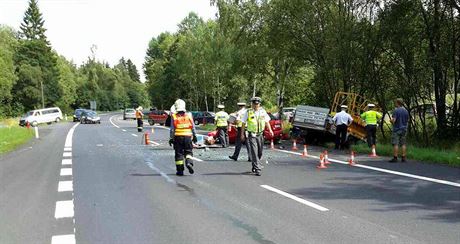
left=333, top=105, right=353, bottom=150
left=136, top=106, right=144, bottom=132
left=229, top=102, right=251, bottom=162
left=361, top=103, right=382, bottom=153
left=169, top=99, right=197, bottom=176
left=241, top=97, right=273, bottom=176
left=215, top=105, right=230, bottom=148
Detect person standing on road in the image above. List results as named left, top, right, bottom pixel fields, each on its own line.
left=389, top=98, right=409, bottom=163
left=229, top=102, right=251, bottom=162
left=136, top=106, right=144, bottom=132
left=332, top=105, right=353, bottom=150
left=241, top=97, right=273, bottom=176
left=169, top=99, right=197, bottom=176
left=215, top=105, right=230, bottom=148
left=361, top=104, right=383, bottom=153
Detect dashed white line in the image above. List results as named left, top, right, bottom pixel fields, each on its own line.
left=62, top=159, right=72, bottom=165
left=131, top=133, right=138, bottom=137
left=275, top=149, right=460, bottom=188
left=63, top=152, right=72, bottom=157
left=149, top=140, right=160, bottom=146
left=64, top=147, right=72, bottom=152
left=54, top=200, right=74, bottom=218
left=60, top=168, right=72, bottom=176
left=261, top=185, right=329, bottom=212
left=51, top=234, right=75, bottom=244
left=58, top=181, right=73, bottom=192
left=122, top=129, right=127, bottom=132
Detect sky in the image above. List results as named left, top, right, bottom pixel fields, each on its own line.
left=0, top=0, right=217, bottom=81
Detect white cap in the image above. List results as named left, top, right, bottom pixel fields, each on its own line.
left=237, top=102, right=246, bottom=106
left=368, top=103, right=376, bottom=107
left=341, top=105, right=348, bottom=109
left=137, top=106, right=143, bottom=111
left=175, top=99, right=186, bottom=112
left=217, top=104, right=225, bottom=109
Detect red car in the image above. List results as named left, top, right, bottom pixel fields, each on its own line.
left=148, top=110, right=169, bottom=125
left=208, top=113, right=283, bottom=144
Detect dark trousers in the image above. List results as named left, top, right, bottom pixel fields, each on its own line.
left=335, top=124, right=348, bottom=150
left=137, top=118, right=143, bottom=132
left=217, top=126, right=228, bottom=148
left=232, top=127, right=251, bottom=160
left=366, top=124, right=377, bottom=147
left=248, top=133, right=264, bottom=171
left=174, top=136, right=193, bottom=172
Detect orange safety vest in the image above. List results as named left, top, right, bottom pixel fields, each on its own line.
left=173, top=113, right=193, bottom=137
left=136, top=110, right=143, bottom=119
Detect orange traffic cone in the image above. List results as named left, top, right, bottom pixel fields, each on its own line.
left=144, top=132, right=150, bottom=145
left=270, top=139, right=275, bottom=150
left=324, top=150, right=331, bottom=165
left=301, top=145, right=308, bottom=157
left=348, top=151, right=356, bottom=166
left=369, top=146, right=378, bottom=157
left=317, top=154, right=328, bottom=169
left=292, top=139, right=298, bottom=151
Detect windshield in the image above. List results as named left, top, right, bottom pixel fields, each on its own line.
left=126, top=109, right=135, bottom=113
left=26, top=111, right=35, bottom=116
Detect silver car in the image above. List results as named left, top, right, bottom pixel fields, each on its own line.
left=123, top=108, right=136, bottom=120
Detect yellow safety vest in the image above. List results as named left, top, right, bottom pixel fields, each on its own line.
left=246, top=109, right=266, bottom=134
left=215, top=111, right=229, bottom=127
left=172, top=113, right=193, bottom=137
left=361, top=110, right=382, bottom=125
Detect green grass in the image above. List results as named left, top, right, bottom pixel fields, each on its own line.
left=0, top=124, right=34, bottom=155
left=351, top=143, right=460, bottom=167
left=199, top=124, right=217, bottom=131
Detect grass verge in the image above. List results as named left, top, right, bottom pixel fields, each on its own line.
left=351, top=143, right=460, bottom=167
left=199, top=124, right=217, bottom=131
left=0, top=123, right=34, bottom=155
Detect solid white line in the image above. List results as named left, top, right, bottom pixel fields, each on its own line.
left=131, top=133, right=138, bottom=137
left=63, top=152, right=72, bottom=157
left=149, top=141, right=160, bottom=146
left=274, top=149, right=460, bottom=188
left=54, top=200, right=74, bottom=218
left=62, top=159, right=72, bottom=165
left=64, top=123, right=80, bottom=148
left=191, top=156, right=203, bottom=162
left=261, top=185, right=329, bottom=212
left=64, top=147, right=72, bottom=152
left=109, top=115, right=120, bottom=128
left=60, top=168, right=72, bottom=176
left=51, top=234, right=76, bottom=244
left=58, top=181, right=73, bottom=192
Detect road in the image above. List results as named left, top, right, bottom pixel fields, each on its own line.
left=1, top=113, right=459, bottom=244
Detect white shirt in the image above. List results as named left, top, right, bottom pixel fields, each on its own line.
left=236, top=108, right=247, bottom=121
left=333, top=110, right=353, bottom=125
left=241, top=108, right=271, bottom=123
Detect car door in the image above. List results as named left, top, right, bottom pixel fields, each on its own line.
left=35, top=111, right=43, bottom=123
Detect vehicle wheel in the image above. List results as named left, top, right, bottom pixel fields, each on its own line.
left=55, top=117, right=61, bottom=123
left=123, top=117, right=126, bottom=120
left=194, top=120, right=199, bottom=125
left=160, top=123, right=164, bottom=126
left=149, top=121, right=154, bottom=126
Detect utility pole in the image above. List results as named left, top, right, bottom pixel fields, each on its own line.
left=40, top=79, right=45, bottom=108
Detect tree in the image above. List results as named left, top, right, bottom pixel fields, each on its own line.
left=0, top=26, right=18, bottom=117
left=19, top=0, right=47, bottom=42
left=126, top=59, right=140, bottom=82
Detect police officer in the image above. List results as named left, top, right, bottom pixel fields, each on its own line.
left=241, top=97, right=273, bottom=176
left=215, top=105, right=230, bottom=148
left=361, top=103, right=382, bottom=152
left=169, top=99, right=197, bottom=176
left=135, top=106, right=143, bottom=132
left=229, top=102, right=251, bottom=162
left=332, top=105, right=353, bottom=150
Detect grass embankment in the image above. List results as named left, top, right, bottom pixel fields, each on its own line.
left=199, top=124, right=216, bottom=131
left=351, top=143, right=460, bottom=167
left=0, top=119, right=34, bottom=155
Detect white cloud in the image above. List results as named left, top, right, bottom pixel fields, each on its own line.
left=0, top=0, right=217, bottom=81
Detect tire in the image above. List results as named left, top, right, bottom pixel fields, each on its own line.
left=123, top=117, right=126, bottom=120
left=160, top=123, right=164, bottom=126
left=55, top=117, right=61, bottom=123
left=194, top=120, right=199, bottom=125
left=149, top=120, right=154, bottom=126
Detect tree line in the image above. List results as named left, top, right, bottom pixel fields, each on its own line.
left=0, top=0, right=148, bottom=117
left=143, top=0, right=459, bottom=145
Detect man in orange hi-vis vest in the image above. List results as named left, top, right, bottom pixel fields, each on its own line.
left=169, top=99, right=197, bottom=176
left=135, top=106, right=144, bottom=132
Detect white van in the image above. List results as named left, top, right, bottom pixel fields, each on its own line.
left=19, top=107, right=63, bottom=126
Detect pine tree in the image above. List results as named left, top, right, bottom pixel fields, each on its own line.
left=19, top=0, right=47, bottom=41
left=126, top=59, right=141, bottom=82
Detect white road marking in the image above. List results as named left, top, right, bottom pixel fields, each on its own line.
left=62, top=159, right=72, bottom=165
left=63, top=152, right=72, bottom=157
left=190, top=156, right=203, bottom=162
left=122, top=129, right=127, bottom=132
left=58, top=181, right=73, bottom=192
left=54, top=200, right=74, bottom=218
left=261, top=185, right=329, bottom=212
left=96, top=144, right=103, bottom=147
left=145, top=161, right=175, bottom=183
left=275, top=149, right=460, bottom=188
left=149, top=140, right=160, bottom=146
left=64, top=123, right=79, bottom=148
left=60, top=168, right=72, bottom=176
left=51, top=234, right=75, bottom=244
left=109, top=115, right=120, bottom=128
left=64, top=147, right=72, bottom=152
left=131, top=133, right=138, bottom=137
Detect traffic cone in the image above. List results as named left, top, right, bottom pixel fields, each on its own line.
left=301, top=145, right=308, bottom=157
left=348, top=151, right=356, bottom=166
left=270, top=139, right=275, bottom=150
left=369, top=146, right=378, bottom=157
left=317, top=154, right=328, bottom=169
left=292, top=139, right=298, bottom=151
left=144, top=132, right=150, bottom=145
left=324, top=150, right=331, bottom=165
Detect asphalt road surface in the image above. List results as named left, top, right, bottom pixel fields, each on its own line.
left=1, top=113, right=459, bottom=244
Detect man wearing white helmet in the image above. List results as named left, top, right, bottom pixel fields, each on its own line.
left=361, top=103, right=382, bottom=154
left=169, top=99, right=197, bottom=176
left=332, top=105, right=353, bottom=150
left=135, top=106, right=144, bottom=132
left=215, top=104, right=230, bottom=148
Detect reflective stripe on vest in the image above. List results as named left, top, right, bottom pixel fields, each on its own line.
left=361, top=110, right=382, bottom=125
left=246, top=109, right=265, bottom=134
left=215, top=111, right=228, bottom=127
left=173, top=113, right=193, bottom=136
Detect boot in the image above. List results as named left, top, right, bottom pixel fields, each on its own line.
left=176, top=165, right=185, bottom=176
left=185, top=158, right=194, bottom=174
